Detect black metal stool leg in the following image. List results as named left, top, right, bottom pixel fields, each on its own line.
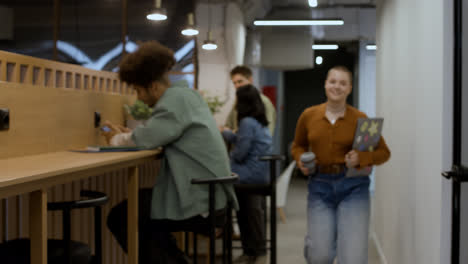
left=193, top=232, right=198, bottom=264
left=209, top=183, right=216, bottom=264
left=63, top=208, right=72, bottom=264
left=185, top=232, right=190, bottom=256
left=227, top=203, right=233, bottom=264
left=269, top=158, right=278, bottom=264
left=94, top=206, right=102, bottom=264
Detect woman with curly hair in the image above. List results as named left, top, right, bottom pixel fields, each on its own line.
left=103, top=41, right=237, bottom=264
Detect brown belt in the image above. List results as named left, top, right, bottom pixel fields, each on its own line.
left=317, top=164, right=346, bottom=174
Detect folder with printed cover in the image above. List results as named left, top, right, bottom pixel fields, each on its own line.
left=346, top=118, right=384, bottom=177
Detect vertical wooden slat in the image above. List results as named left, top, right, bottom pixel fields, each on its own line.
left=7, top=197, right=19, bottom=240
left=72, top=181, right=80, bottom=241
left=111, top=172, right=119, bottom=264
left=0, top=199, right=4, bottom=242
left=89, top=176, right=97, bottom=255
left=44, top=68, right=52, bottom=87
left=20, top=193, right=30, bottom=238
left=65, top=72, right=73, bottom=89
left=92, top=76, right=97, bottom=91
left=56, top=70, right=63, bottom=88
left=116, top=170, right=123, bottom=264
left=0, top=60, right=5, bottom=81
left=6, top=62, right=17, bottom=82
left=20, top=64, right=32, bottom=84
left=47, top=188, right=54, bottom=238
left=75, top=74, right=82, bottom=90
left=101, top=174, right=110, bottom=264
left=30, top=189, right=47, bottom=264
left=33, top=67, right=44, bottom=86
left=81, top=179, right=90, bottom=245
left=84, top=75, right=90, bottom=90
left=53, top=184, right=63, bottom=239
left=122, top=170, right=129, bottom=264
left=128, top=166, right=139, bottom=264
left=106, top=78, right=111, bottom=92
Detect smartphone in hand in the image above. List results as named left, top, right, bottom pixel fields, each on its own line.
left=101, top=126, right=111, bottom=132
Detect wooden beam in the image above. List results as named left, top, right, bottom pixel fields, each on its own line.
left=122, top=0, right=128, bottom=58
left=53, top=0, right=61, bottom=61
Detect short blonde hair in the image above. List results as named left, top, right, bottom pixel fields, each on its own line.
left=327, top=65, right=352, bottom=83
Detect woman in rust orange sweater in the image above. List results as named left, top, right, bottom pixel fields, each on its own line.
left=291, top=65, right=390, bottom=264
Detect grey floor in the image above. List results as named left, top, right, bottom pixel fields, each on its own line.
left=275, top=176, right=381, bottom=264
left=204, top=175, right=381, bottom=263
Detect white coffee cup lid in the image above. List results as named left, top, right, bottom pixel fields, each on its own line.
left=300, top=152, right=316, bottom=162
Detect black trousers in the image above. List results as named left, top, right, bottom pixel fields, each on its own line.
left=235, top=188, right=266, bottom=257
left=107, top=188, right=225, bottom=264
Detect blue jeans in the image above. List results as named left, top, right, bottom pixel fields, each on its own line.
left=304, top=173, right=370, bottom=264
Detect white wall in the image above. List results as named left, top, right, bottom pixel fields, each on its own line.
left=440, top=0, right=453, bottom=262
left=375, top=0, right=451, bottom=263
left=358, top=40, right=377, bottom=193
left=196, top=2, right=246, bottom=125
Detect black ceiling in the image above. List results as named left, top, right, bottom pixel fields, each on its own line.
left=0, top=0, right=196, bottom=65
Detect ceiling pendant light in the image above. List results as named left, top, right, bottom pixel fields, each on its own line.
left=202, top=31, right=217, bottom=50
left=202, top=1, right=217, bottom=50
left=181, top=13, right=199, bottom=36
left=147, top=0, right=167, bottom=21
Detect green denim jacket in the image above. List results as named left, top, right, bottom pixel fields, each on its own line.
left=132, top=81, right=238, bottom=220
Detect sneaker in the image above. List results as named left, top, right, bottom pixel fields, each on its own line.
left=233, top=254, right=256, bottom=264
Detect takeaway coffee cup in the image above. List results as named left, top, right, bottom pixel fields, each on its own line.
left=300, top=152, right=316, bottom=173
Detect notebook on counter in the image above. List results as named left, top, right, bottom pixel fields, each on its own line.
left=346, top=118, right=384, bottom=177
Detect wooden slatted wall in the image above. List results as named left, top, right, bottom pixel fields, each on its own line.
left=0, top=50, right=161, bottom=264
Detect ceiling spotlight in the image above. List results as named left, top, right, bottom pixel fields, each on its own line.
left=147, top=0, right=167, bottom=21
left=315, top=56, right=323, bottom=65
left=366, top=44, right=377, bottom=50
left=181, top=13, right=199, bottom=36
left=308, top=0, right=318, bottom=7
left=202, top=31, right=217, bottom=50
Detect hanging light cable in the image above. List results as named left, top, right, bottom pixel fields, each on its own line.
left=182, top=13, right=199, bottom=36
left=147, top=0, right=167, bottom=21
left=202, top=1, right=217, bottom=50
left=202, top=31, right=217, bottom=50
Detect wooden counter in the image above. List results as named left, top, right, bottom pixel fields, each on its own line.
left=0, top=149, right=162, bottom=264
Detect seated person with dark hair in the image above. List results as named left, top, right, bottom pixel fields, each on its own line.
left=102, top=41, right=237, bottom=264
left=221, top=84, right=272, bottom=264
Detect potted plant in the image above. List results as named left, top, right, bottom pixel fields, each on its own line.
left=124, top=100, right=153, bottom=129
left=199, top=90, right=225, bottom=114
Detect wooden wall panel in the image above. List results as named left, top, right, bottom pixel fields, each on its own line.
left=0, top=51, right=162, bottom=264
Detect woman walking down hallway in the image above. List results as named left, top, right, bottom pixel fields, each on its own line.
left=291, top=66, right=391, bottom=264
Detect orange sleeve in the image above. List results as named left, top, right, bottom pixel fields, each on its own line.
left=291, top=111, right=309, bottom=163
left=357, top=135, right=391, bottom=168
